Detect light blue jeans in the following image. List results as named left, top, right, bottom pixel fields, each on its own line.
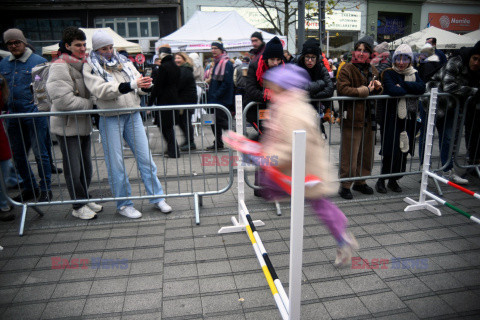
left=99, top=112, right=164, bottom=209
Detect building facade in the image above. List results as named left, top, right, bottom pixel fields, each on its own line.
left=184, top=0, right=367, bottom=54
left=0, top=0, right=181, bottom=54
left=420, top=0, right=480, bottom=34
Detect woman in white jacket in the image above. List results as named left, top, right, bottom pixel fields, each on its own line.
left=83, top=30, right=172, bottom=219
left=47, top=27, right=102, bottom=220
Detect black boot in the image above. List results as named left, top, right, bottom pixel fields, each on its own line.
left=338, top=187, right=353, bottom=200
left=13, top=189, right=40, bottom=202
left=51, top=163, right=63, bottom=174
left=387, top=179, right=402, bottom=193
left=375, top=179, right=387, bottom=193
left=38, top=190, right=53, bottom=202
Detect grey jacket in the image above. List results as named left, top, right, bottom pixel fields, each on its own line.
left=47, top=54, right=93, bottom=136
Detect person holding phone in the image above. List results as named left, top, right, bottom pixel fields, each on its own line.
left=83, top=30, right=172, bottom=218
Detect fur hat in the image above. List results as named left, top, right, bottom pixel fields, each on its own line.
left=301, top=38, right=322, bottom=57
left=3, top=28, right=27, bottom=44
left=262, top=36, right=284, bottom=60
left=263, top=64, right=310, bottom=90
left=92, top=30, right=114, bottom=51
left=420, top=43, right=435, bottom=56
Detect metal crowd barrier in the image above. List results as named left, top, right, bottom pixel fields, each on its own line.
left=242, top=93, right=464, bottom=195
left=0, top=104, right=233, bottom=235
left=453, top=96, right=480, bottom=177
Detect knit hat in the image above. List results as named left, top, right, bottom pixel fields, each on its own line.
left=251, top=31, right=263, bottom=42
left=262, top=36, right=284, bottom=60
left=211, top=41, right=225, bottom=52
left=263, top=64, right=310, bottom=90
left=92, top=30, right=114, bottom=51
left=354, top=35, right=374, bottom=53
left=3, top=28, right=27, bottom=44
left=301, top=38, right=322, bottom=57
left=374, top=41, right=389, bottom=54
left=392, top=44, right=414, bottom=62
left=420, top=43, right=435, bottom=56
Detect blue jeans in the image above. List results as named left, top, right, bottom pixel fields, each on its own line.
left=435, top=111, right=454, bottom=172
left=0, top=160, right=11, bottom=208
left=99, top=112, right=164, bottom=209
left=7, top=116, right=51, bottom=191
left=418, top=105, right=454, bottom=172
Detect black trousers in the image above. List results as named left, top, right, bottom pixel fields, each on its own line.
left=159, top=110, right=180, bottom=157
left=57, top=135, right=92, bottom=209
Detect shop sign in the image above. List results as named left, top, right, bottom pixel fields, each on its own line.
left=429, top=13, right=480, bottom=32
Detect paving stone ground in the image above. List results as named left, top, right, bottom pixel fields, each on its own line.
left=0, top=123, right=479, bottom=319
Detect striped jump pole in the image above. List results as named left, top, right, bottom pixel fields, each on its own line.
left=240, top=200, right=289, bottom=319
left=423, top=190, right=480, bottom=225
left=405, top=88, right=480, bottom=225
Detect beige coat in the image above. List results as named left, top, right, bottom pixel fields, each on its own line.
left=83, top=59, right=146, bottom=114
left=261, top=89, right=338, bottom=198
left=47, top=54, right=93, bottom=136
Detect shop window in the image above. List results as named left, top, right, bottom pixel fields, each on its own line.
left=95, top=17, right=159, bottom=39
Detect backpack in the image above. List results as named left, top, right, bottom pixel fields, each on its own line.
left=32, top=62, right=78, bottom=111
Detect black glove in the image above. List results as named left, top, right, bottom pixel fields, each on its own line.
left=91, top=105, right=100, bottom=130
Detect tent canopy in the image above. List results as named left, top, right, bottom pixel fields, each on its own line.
left=390, top=26, right=476, bottom=50
left=464, top=29, right=480, bottom=42
left=156, top=11, right=287, bottom=53
left=42, top=27, right=142, bottom=55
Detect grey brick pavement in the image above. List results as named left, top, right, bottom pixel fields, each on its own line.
left=0, top=126, right=480, bottom=319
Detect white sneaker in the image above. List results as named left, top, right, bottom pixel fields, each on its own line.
left=87, top=202, right=103, bottom=213
left=118, top=206, right=142, bottom=219
left=445, top=169, right=469, bottom=185
left=72, top=205, right=96, bottom=220
left=154, top=200, right=172, bottom=213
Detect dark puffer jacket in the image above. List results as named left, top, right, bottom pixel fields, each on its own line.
left=178, top=64, right=197, bottom=104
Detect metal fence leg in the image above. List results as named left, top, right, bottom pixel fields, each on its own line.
left=19, top=204, right=27, bottom=236
left=433, top=177, right=443, bottom=196
left=275, top=201, right=282, bottom=216
left=194, top=193, right=200, bottom=225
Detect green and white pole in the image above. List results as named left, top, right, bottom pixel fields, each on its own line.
left=424, top=190, right=480, bottom=225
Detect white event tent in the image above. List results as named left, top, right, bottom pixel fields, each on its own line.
left=42, top=27, right=142, bottom=55
left=464, top=29, right=480, bottom=42
left=390, top=26, right=476, bottom=50
left=155, top=11, right=287, bottom=53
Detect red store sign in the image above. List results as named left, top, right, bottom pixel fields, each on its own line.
left=429, top=13, right=480, bottom=32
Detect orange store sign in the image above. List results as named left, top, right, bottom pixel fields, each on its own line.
left=429, top=13, right=480, bottom=32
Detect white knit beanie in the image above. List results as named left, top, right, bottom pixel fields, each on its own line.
left=92, top=30, right=114, bottom=51
left=393, top=44, right=413, bottom=62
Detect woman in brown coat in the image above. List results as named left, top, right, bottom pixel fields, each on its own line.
left=337, top=36, right=382, bottom=200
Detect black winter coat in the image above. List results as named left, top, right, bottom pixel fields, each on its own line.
left=151, top=55, right=180, bottom=106
left=297, top=56, right=334, bottom=100
left=178, top=64, right=197, bottom=104
left=380, top=69, right=425, bottom=157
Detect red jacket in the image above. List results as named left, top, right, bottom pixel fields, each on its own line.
left=0, top=91, right=12, bottom=161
